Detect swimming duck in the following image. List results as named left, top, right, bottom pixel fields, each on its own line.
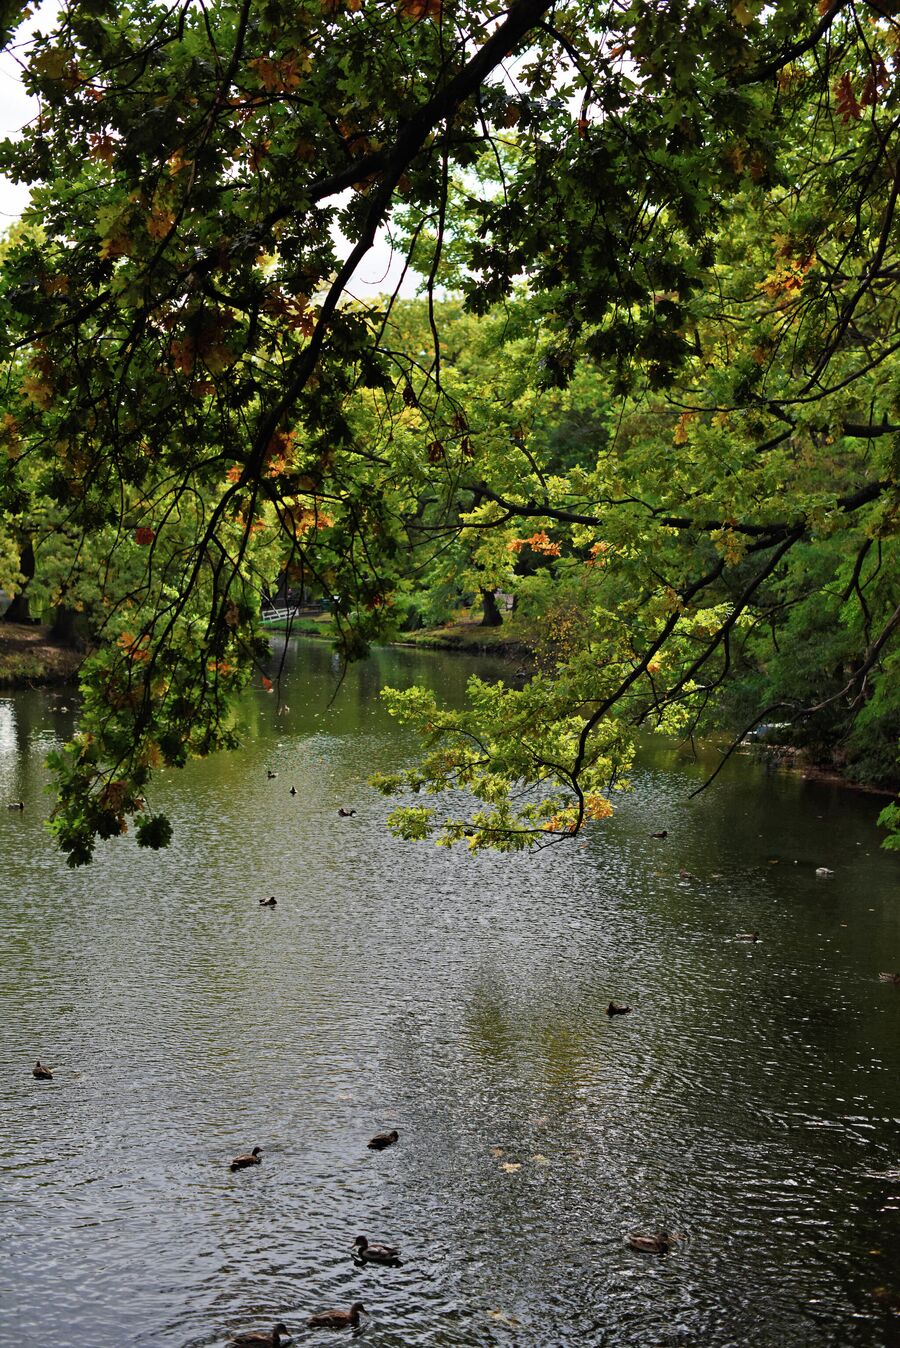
left=352, top=1235, right=401, bottom=1265
left=626, top=1231, right=678, bottom=1253
left=736, top=932, right=760, bottom=942
left=289, top=786, right=297, bottom=796
left=606, top=1002, right=631, bottom=1016
left=7, top=801, right=24, bottom=810
left=367, top=1129, right=399, bottom=1150
left=879, top=972, right=900, bottom=985
left=337, top=807, right=356, bottom=817
left=678, top=869, right=697, bottom=881
left=229, top=1323, right=290, bottom=1347
left=307, top=1302, right=366, bottom=1330
left=259, top=896, right=277, bottom=907
left=649, top=829, right=667, bottom=839
left=815, top=866, right=834, bottom=877
left=267, top=770, right=278, bottom=780
left=230, top=1146, right=262, bottom=1171
left=32, top=1060, right=53, bottom=1079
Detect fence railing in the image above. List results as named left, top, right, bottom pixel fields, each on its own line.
left=260, top=606, right=304, bottom=625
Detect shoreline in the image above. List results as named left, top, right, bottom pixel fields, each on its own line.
left=0, top=622, right=83, bottom=688
left=2, top=620, right=895, bottom=801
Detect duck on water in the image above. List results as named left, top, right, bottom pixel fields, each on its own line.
left=230, top=1146, right=262, bottom=1171
left=352, top=1235, right=401, bottom=1265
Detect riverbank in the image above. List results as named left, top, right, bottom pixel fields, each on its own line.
left=0, top=613, right=529, bottom=688
left=264, top=612, right=532, bottom=662
left=4, top=618, right=893, bottom=802
left=0, top=622, right=82, bottom=687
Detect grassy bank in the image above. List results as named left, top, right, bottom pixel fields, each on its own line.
left=0, top=623, right=82, bottom=687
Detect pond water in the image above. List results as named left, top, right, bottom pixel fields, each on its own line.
left=1, top=637, right=899, bottom=1348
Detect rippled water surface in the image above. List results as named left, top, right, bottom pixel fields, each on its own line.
left=2, top=638, right=900, bottom=1348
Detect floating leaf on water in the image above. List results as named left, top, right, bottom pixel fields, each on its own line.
left=489, top=1146, right=504, bottom=1157
left=500, top=1161, right=521, bottom=1173
left=530, top=1154, right=550, bottom=1165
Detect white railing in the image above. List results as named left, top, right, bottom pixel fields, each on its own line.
left=260, top=605, right=304, bottom=625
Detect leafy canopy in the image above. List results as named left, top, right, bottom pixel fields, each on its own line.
left=0, top=0, right=898, bottom=860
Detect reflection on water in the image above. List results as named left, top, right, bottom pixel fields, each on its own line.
left=1, top=639, right=899, bottom=1348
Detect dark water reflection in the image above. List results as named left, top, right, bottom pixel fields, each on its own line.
left=1, top=638, right=899, bottom=1348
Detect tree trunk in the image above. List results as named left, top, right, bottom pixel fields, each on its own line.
left=3, top=538, right=34, bottom=623
left=49, top=605, right=85, bottom=649
left=480, top=588, right=503, bottom=627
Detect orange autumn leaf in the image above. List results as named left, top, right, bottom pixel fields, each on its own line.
left=583, top=794, right=613, bottom=821
left=507, top=530, right=561, bottom=557
left=673, top=410, right=697, bottom=445
left=834, top=72, right=861, bottom=123
left=89, top=132, right=117, bottom=164
left=261, top=674, right=273, bottom=691
left=398, top=0, right=441, bottom=18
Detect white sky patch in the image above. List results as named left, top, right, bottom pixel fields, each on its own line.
left=0, top=3, right=421, bottom=296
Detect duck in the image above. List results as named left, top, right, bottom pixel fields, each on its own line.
left=230, top=1146, right=262, bottom=1171
left=7, top=801, right=24, bottom=810
left=32, top=1060, right=53, bottom=1080
left=626, top=1231, right=678, bottom=1253
left=815, top=866, right=834, bottom=878
left=879, top=972, right=900, bottom=985
left=267, top=770, right=278, bottom=780
left=736, top=932, right=760, bottom=942
left=229, top=1323, right=290, bottom=1347
left=649, top=829, right=667, bottom=839
left=352, top=1235, right=401, bottom=1265
left=259, top=896, right=277, bottom=907
left=606, top=1002, right=631, bottom=1016
left=678, top=868, right=697, bottom=881
left=307, top=1302, right=366, bottom=1330
left=289, top=786, right=297, bottom=796
left=367, top=1128, right=399, bottom=1150
left=337, top=807, right=356, bottom=817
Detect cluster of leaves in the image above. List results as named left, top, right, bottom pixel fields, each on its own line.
left=0, top=0, right=897, bottom=858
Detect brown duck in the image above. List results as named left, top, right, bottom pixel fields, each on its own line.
left=229, top=1323, right=289, bottom=1347
left=606, top=1002, right=631, bottom=1016
left=367, top=1129, right=399, bottom=1150
left=32, top=1060, right=53, bottom=1080
left=230, top=1146, right=262, bottom=1171
left=307, top=1302, right=365, bottom=1330
left=627, top=1231, right=679, bottom=1253
left=259, top=896, right=277, bottom=907
left=352, top=1235, right=401, bottom=1265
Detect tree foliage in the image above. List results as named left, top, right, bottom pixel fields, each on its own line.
left=0, top=0, right=898, bottom=860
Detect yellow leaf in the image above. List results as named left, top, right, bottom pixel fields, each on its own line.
left=673, top=411, right=697, bottom=445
